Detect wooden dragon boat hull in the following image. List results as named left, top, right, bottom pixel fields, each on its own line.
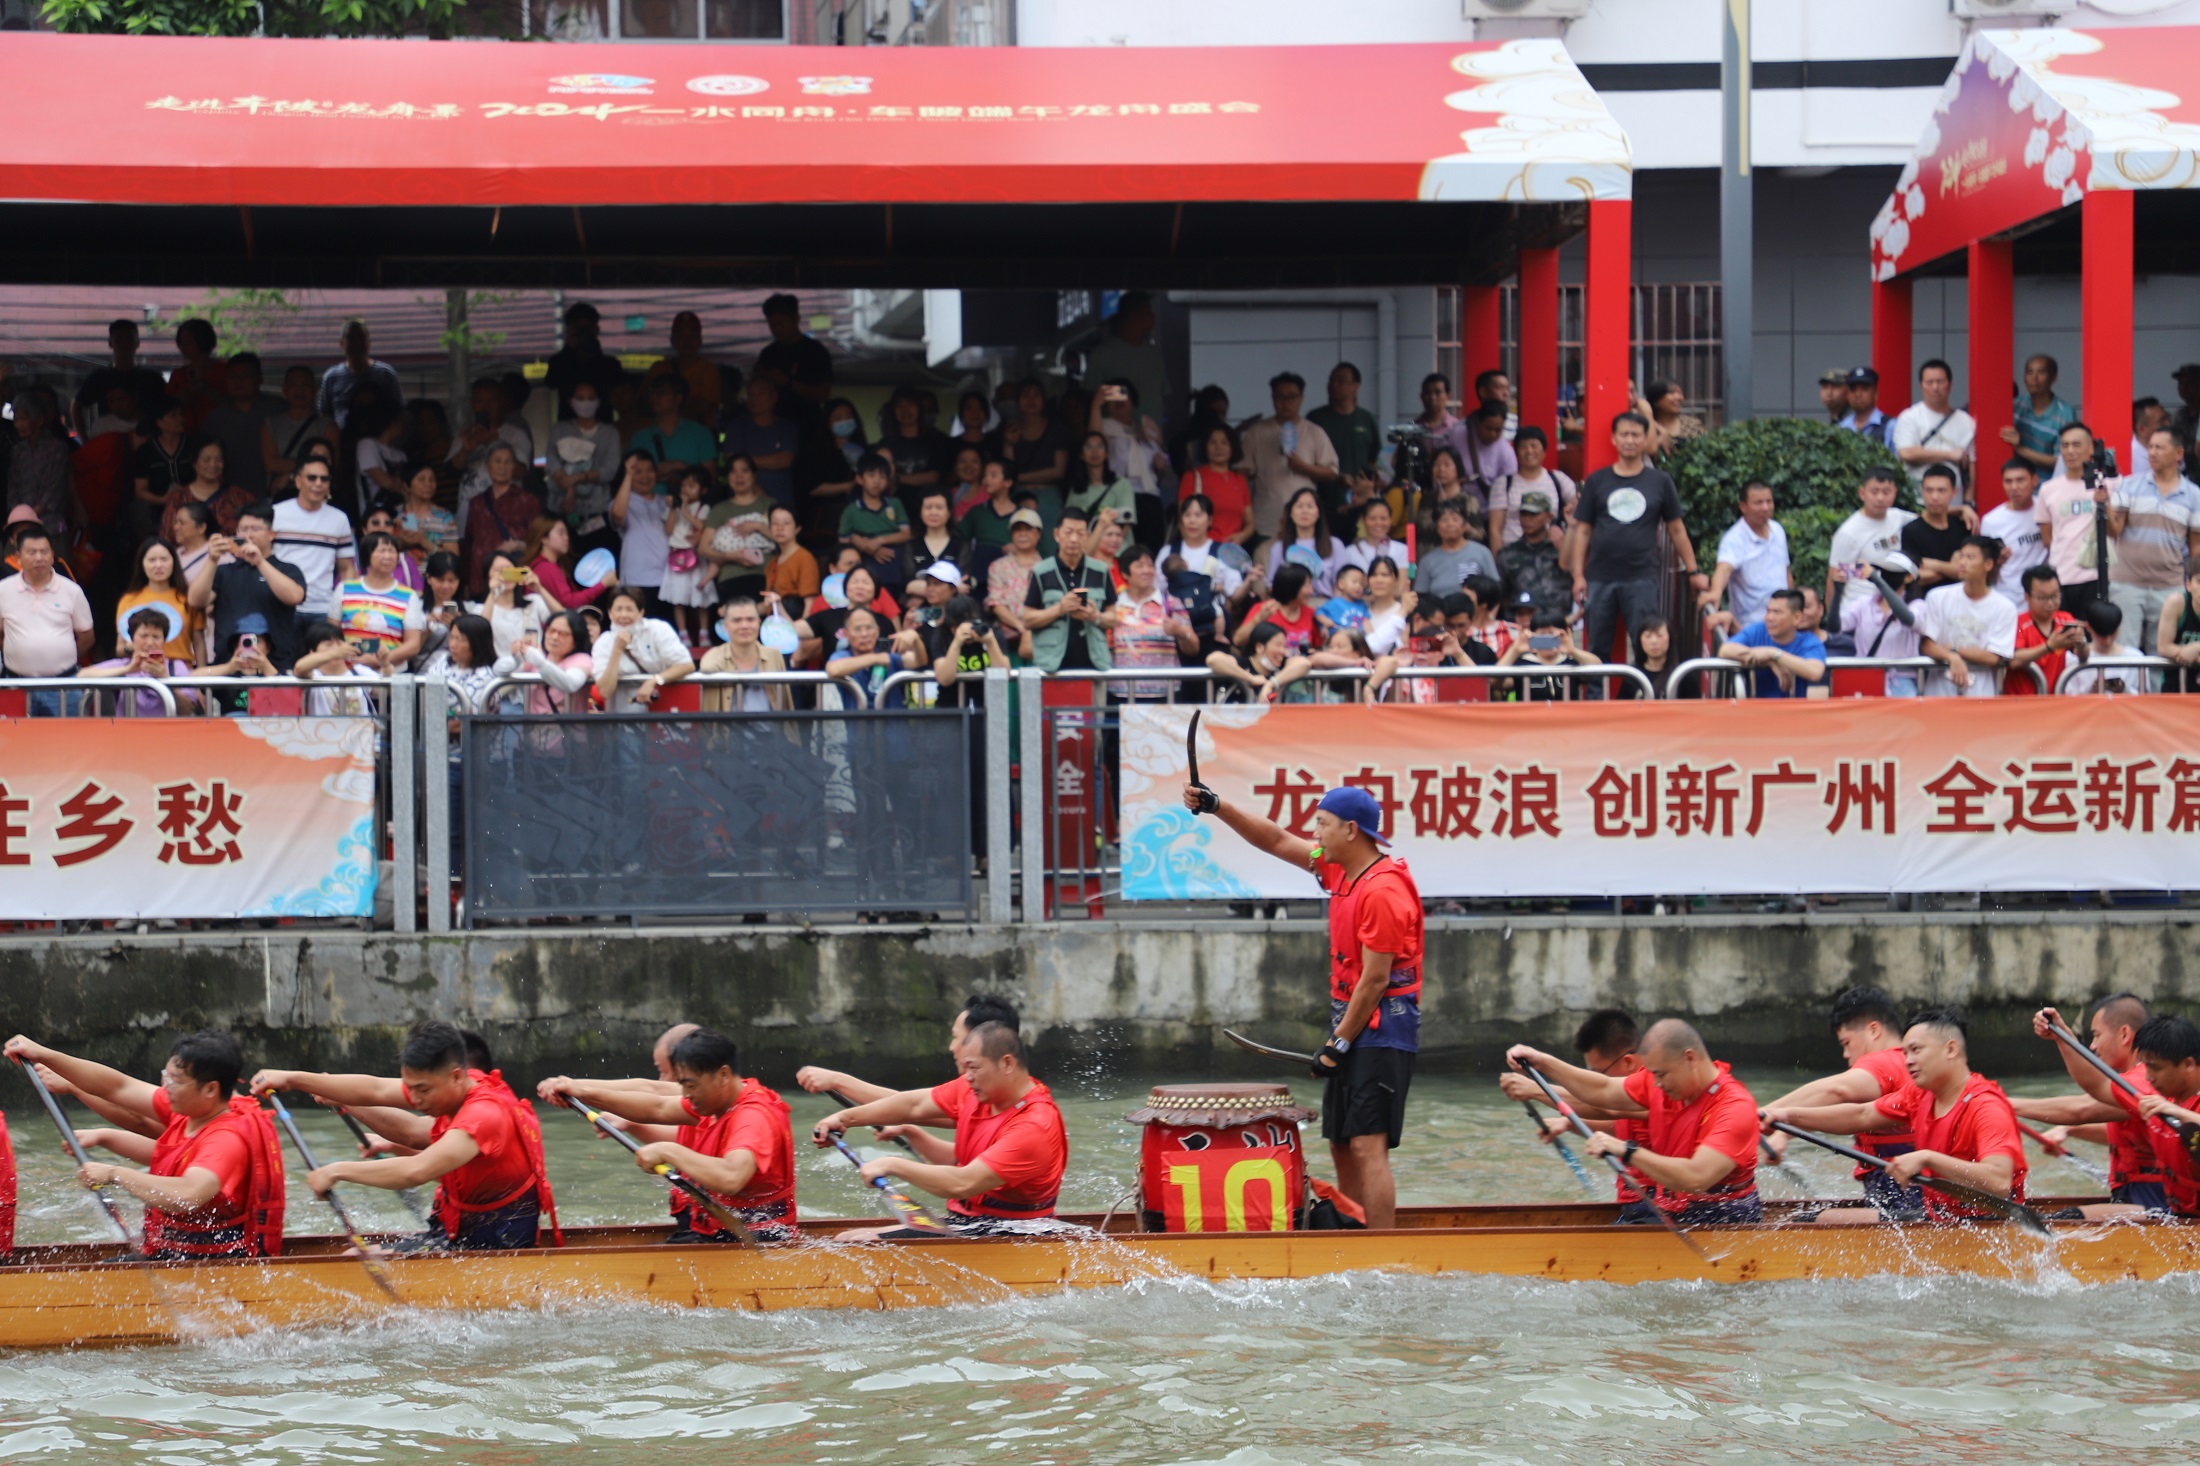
left=0, top=1200, right=2189, bottom=1350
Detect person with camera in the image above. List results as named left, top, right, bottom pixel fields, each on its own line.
left=187, top=501, right=305, bottom=671
left=2035, top=421, right=2115, bottom=619
left=1497, top=610, right=1605, bottom=702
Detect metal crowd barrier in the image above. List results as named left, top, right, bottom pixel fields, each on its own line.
left=2053, top=653, right=2179, bottom=695
left=0, top=675, right=178, bottom=716
left=1669, top=655, right=2049, bottom=697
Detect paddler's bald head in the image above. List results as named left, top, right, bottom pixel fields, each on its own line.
left=653, top=1023, right=701, bottom=1081
left=1638, top=1018, right=1716, bottom=1102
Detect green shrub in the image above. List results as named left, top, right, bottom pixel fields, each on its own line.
left=1663, top=418, right=1906, bottom=597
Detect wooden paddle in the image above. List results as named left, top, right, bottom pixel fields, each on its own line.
left=1521, top=1100, right=1596, bottom=1193
left=828, top=1089, right=921, bottom=1158
left=2047, top=1018, right=2196, bottom=1138
left=2016, top=1119, right=2110, bottom=1186
left=12, top=1055, right=188, bottom=1329
left=264, top=1092, right=404, bottom=1303
left=1518, top=1061, right=1708, bottom=1259
left=1763, top=1119, right=2053, bottom=1237
left=827, top=1133, right=951, bottom=1235
left=1756, top=1136, right=1813, bottom=1189
left=549, top=1093, right=758, bottom=1245
left=328, top=1103, right=431, bottom=1225
left=14, top=1055, right=142, bottom=1251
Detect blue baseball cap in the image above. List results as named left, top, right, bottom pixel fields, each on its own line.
left=1315, top=786, right=1390, bottom=844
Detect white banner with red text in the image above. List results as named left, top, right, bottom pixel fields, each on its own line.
left=0, top=719, right=377, bottom=919
left=1118, top=701, right=2200, bottom=899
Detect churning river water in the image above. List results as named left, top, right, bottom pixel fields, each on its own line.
left=1, top=1069, right=2194, bottom=1464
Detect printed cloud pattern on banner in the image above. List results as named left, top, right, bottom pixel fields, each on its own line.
left=1872, top=25, right=2200, bottom=281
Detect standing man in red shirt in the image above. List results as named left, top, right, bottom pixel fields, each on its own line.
left=541, top=1028, right=797, bottom=1242
left=254, top=1021, right=558, bottom=1250
left=1764, top=1008, right=2025, bottom=1224
left=1183, top=782, right=1421, bottom=1229
left=1759, top=986, right=1924, bottom=1215
left=1507, top=1019, right=1762, bottom=1224
left=815, top=1022, right=1067, bottom=1240
left=2018, top=997, right=2173, bottom=1218
left=7, top=1031, right=284, bottom=1258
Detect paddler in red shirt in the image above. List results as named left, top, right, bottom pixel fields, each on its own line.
left=539, top=1028, right=798, bottom=1243
left=1184, top=780, right=1422, bottom=1230
left=1508, top=1019, right=1764, bottom=1225
left=2011, top=994, right=2169, bottom=1218
left=814, top=1021, right=1067, bottom=1240
left=1498, top=1008, right=1647, bottom=1203
left=1758, top=985, right=1926, bottom=1216
left=2027, top=1003, right=2198, bottom=1220
left=1764, top=1008, right=2026, bottom=1224
left=793, top=993, right=1021, bottom=1165
left=6, top=1031, right=284, bottom=1258
left=253, top=1020, right=558, bottom=1251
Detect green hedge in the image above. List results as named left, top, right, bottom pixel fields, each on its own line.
left=1662, top=418, right=1907, bottom=597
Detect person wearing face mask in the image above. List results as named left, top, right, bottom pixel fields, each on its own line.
left=549, top=382, right=623, bottom=562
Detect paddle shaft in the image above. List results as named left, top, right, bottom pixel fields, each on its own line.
left=2048, top=1019, right=2194, bottom=1135
left=1518, top=1062, right=1706, bottom=1258
left=551, top=1094, right=756, bottom=1244
left=332, top=1106, right=431, bottom=1226
left=828, top=1132, right=950, bottom=1233
left=14, top=1056, right=138, bottom=1248
left=828, top=1089, right=920, bottom=1157
left=265, top=1094, right=403, bottom=1303
left=1765, top=1120, right=2051, bottom=1236
left=2014, top=1118, right=2111, bottom=1184
left=1523, top=1099, right=1595, bottom=1193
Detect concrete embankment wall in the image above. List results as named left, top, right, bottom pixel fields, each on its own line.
left=0, top=912, right=2193, bottom=1092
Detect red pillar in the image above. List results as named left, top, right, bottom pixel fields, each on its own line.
left=1517, top=246, right=1561, bottom=442
left=2082, top=189, right=2135, bottom=466
left=1872, top=276, right=1914, bottom=416
left=1584, top=198, right=1633, bottom=475
left=1461, top=283, right=1501, bottom=391
left=1968, top=237, right=2016, bottom=513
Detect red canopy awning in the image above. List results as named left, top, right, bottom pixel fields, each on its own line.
left=0, top=33, right=1630, bottom=210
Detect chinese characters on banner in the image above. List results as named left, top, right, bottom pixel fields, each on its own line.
left=0, top=720, right=376, bottom=919
left=1118, top=702, right=2200, bottom=900
left=146, top=96, right=1263, bottom=125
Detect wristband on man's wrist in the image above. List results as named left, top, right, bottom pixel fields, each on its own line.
left=1622, top=1139, right=1640, bottom=1165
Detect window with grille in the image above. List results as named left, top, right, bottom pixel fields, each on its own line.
left=1437, top=282, right=1726, bottom=428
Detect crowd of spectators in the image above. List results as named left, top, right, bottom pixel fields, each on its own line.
left=3, top=298, right=2191, bottom=715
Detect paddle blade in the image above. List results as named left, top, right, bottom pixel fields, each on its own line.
left=1916, top=1176, right=2054, bottom=1238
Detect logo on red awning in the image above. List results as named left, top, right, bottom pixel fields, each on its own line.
left=549, top=74, right=655, bottom=95
left=797, top=76, right=873, bottom=96
left=687, top=75, right=771, bottom=97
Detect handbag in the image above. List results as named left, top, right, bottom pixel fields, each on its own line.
left=667, top=547, right=700, bottom=574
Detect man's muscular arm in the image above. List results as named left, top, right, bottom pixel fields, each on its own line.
left=1180, top=784, right=1318, bottom=869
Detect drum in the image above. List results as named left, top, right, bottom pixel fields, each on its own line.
left=1124, top=1083, right=1315, bottom=1231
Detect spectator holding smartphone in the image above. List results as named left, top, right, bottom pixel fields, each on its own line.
left=1020, top=505, right=1117, bottom=672
left=82, top=607, right=201, bottom=716
left=1499, top=612, right=1604, bottom=702
left=2007, top=566, right=2086, bottom=696
left=187, top=502, right=304, bottom=671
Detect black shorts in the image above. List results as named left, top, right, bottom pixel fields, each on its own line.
left=1321, top=1045, right=1413, bottom=1149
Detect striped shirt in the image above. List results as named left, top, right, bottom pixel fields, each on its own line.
left=2110, top=473, right=2200, bottom=589
left=335, top=578, right=423, bottom=653
left=272, top=501, right=358, bottom=617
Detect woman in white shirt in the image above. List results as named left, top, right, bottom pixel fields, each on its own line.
left=592, top=588, right=696, bottom=711
left=478, top=551, right=559, bottom=657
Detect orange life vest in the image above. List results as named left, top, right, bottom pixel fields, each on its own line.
left=143, top=1094, right=285, bottom=1258
left=430, top=1071, right=562, bottom=1247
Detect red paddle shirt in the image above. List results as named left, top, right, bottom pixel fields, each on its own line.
left=929, top=1076, right=1067, bottom=1220
left=1850, top=1047, right=1921, bottom=1176
left=673, top=1079, right=797, bottom=1237
left=1874, top=1072, right=2027, bottom=1219
left=1620, top=1062, right=1760, bottom=1212
left=430, top=1071, right=538, bottom=1210
left=2106, top=1062, right=2167, bottom=1193
left=145, top=1088, right=257, bottom=1252
left=2108, top=1084, right=2199, bottom=1216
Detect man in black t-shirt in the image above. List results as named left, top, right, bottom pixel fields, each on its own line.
left=1899, top=464, right=1970, bottom=599
left=755, top=293, right=835, bottom=425
left=188, top=502, right=305, bottom=670
left=1569, top=412, right=1707, bottom=661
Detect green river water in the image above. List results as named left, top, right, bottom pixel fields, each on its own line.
left=1, top=1069, right=2194, bottom=1464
